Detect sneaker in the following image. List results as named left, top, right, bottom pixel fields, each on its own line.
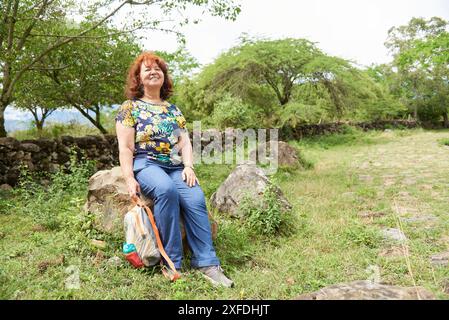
left=198, top=265, right=234, bottom=288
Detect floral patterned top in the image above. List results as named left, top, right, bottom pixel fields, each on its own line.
left=115, top=99, right=187, bottom=165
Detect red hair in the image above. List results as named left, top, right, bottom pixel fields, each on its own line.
left=125, top=51, right=173, bottom=100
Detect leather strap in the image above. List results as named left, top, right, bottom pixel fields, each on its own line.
left=131, top=195, right=180, bottom=281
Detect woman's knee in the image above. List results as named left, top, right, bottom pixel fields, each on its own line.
left=154, top=181, right=179, bottom=200
left=184, top=186, right=207, bottom=210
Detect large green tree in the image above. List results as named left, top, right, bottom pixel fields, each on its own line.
left=385, top=17, right=449, bottom=126
left=0, top=0, right=241, bottom=137
left=180, top=37, right=401, bottom=128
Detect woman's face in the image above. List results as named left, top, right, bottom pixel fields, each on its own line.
left=140, top=61, right=164, bottom=90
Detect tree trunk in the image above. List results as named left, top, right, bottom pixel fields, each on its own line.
left=0, top=104, right=7, bottom=137
left=443, top=111, right=449, bottom=128
left=36, top=120, right=44, bottom=136
left=74, top=105, right=108, bottom=134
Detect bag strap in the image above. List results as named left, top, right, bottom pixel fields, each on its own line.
left=133, top=209, right=146, bottom=237
left=131, top=195, right=181, bottom=282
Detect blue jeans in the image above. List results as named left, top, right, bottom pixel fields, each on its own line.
left=133, top=157, right=220, bottom=269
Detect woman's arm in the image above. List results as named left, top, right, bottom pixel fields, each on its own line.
left=178, top=131, right=199, bottom=187
left=116, top=122, right=141, bottom=197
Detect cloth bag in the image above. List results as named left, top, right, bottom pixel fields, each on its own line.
left=123, top=196, right=181, bottom=281
left=124, top=205, right=161, bottom=267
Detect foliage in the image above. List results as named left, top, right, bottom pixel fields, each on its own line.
left=0, top=0, right=241, bottom=137
left=178, top=37, right=404, bottom=127
left=208, top=93, right=259, bottom=130
left=11, top=121, right=99, bottom=140
left=14, top=154, right=96, bottom=230
left=438, top=138, right=449, bottom=147
left=238, top=183, right=294, bottom=236
left=385, top=17, right=449, bottom=126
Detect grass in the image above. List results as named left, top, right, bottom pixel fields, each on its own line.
left=1, top=127, right=449, bottom=299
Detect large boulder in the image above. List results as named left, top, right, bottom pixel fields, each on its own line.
left=249, top=141, right=303, bottom=168
left=86, top=167, right=144, bottom=234
left=86, top=166, right=217, bottom=241
left=210, top=164, right=292, bottom=217
left=294, top=280, right=435, bottom=300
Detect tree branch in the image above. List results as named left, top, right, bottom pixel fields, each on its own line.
left=16, top=0, right=55, bottom=52
left=0, top=0, right=13, bottom=52
left=6, top=0, right=134, bottom=101
left=25, top=19, right=175, bottom=39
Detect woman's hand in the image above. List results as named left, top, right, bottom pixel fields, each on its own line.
left=182, top=167, right=199, bottom=187
left=126, top=176, right=141, bottom=198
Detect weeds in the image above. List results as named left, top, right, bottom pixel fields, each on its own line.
left=237, top=183, right=294, bottom=237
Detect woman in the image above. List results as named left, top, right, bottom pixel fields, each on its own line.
left=115, top=51, right=233, bottom=288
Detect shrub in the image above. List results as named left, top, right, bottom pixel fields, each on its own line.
left=438, top=138, right=449, bottom=147
left=238, top=183, right=294, bottom=236
left=209, top=93, right=259, bottom=130
left=14, top=155, right=95, bottom=231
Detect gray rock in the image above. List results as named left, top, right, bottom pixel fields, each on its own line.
left=20, top=143, right=41, bottom=153
left=86, top=166, right=149, bottom=233
left=381, top=228, right=407, bottom=242
left=249, top=141, right=301, bottom=168
left=210, top=164, right=291, bottom=217
left=401, top=215, right=438, bottom=224
left=0, top=184, right=13, bottom=191
left=430, top=251, right=449, bottom=267
left=106, top=256, right=124, bottom=268
left=359, top=175, right=373, bottom=182
left=294, top=280, right=435, bottom=300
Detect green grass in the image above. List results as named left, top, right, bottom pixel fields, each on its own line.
left=1, top=128, right=449, bottom=299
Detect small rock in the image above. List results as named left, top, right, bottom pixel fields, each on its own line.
left=398, top=191, right=410, bottom=198
left=359, top=211, right=385, bottom=219
left=37, top=255, right=65, bottom=273
left=401, top=215, right=438, bottom=224
left=381, top=228, right=407, bottom=242
left=359, top=175, right=373, bottom=183
left=379, top=246, right=409, bottom=258
left=442, top=280, right=449, bottom=294
left=383, top=179, right=396, bottom=187
left=91, top=239, right=107, bottom=249
left=402, top=178, right=417, bottom=186
left=0, top=184, right=13, bottom=192
left=342, top=192, right=355, bottom=198
left=107, top=256, right=124, bottom=268
left=31, top=225, right=47, bottom=232
left=430, top=251, right=449, bottom=267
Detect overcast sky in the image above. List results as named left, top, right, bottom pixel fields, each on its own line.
left=140, top=0, right=449, bottom=68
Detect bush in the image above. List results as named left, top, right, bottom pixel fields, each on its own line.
left=209, top=93, right=259, bottom=130
left=238, top=183, right=294, bottom=236
left=14, top=155, right=95, bottom=231
left=438, top=138, right=449, bottom=147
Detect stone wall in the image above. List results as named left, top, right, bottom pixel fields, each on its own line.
left=0, top=135, right=119, bottom=187
left=279, top=120, right=419, bottom=140
left=0, top=120, right=419, bottom=187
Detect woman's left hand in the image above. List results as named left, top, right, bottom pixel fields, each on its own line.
left=182, top=167, right=199, bottom=187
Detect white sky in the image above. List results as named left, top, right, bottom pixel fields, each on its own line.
left=139, top=0, right=449, bottom=68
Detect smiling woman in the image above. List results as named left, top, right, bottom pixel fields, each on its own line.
left=115, top=51, right=234, bottom=287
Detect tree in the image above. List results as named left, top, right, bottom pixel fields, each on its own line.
left=13, top=65, right=61, bottom=135
left=385, top=17, right=449, bottom=126
left=180, top=37, right=399, bottom=127
left=0, top=0, right=241, bottom=137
